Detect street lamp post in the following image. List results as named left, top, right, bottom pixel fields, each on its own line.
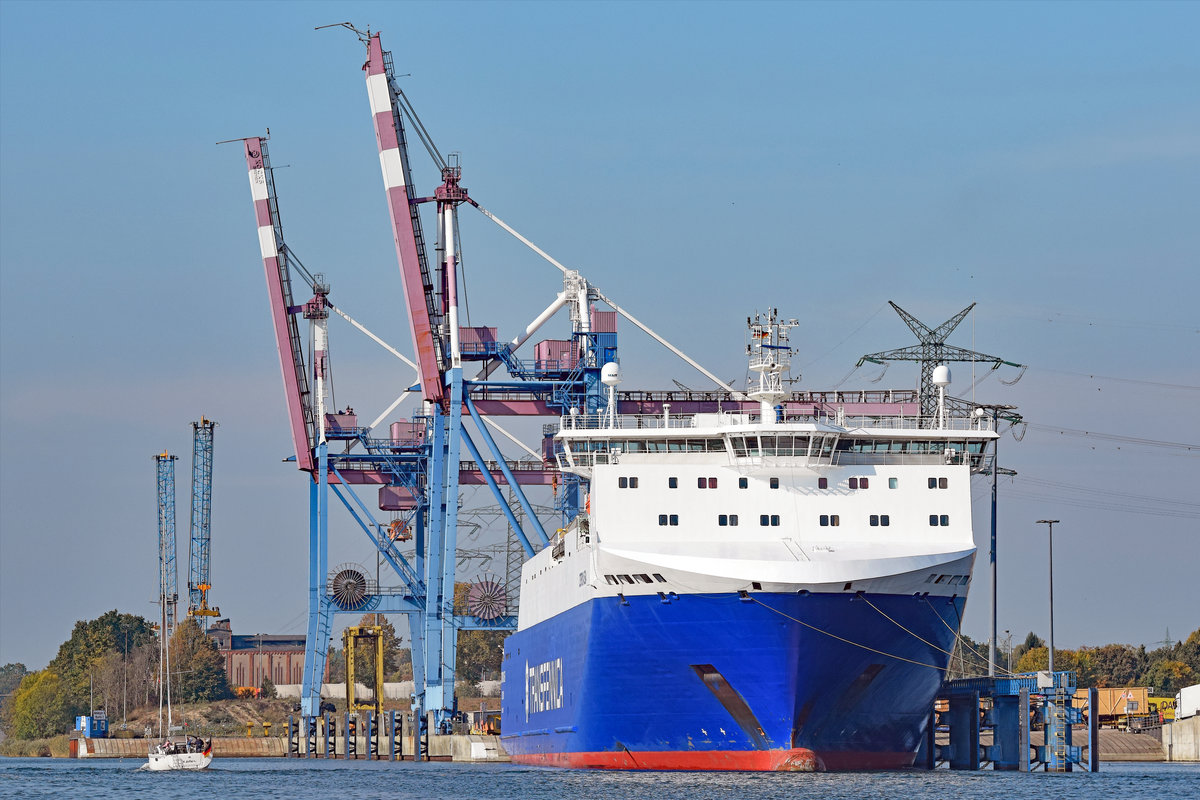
left=979, top=404, right=1016, bottom=677
left=1036, top=519, right=1060, bottom=673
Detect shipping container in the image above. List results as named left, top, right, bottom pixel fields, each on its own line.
left=389, top=421, right=425, bottom=445
left=533, top=339, right=579, bottom=370
left=459, top=326, right=499, bottom=355
left=379, top=485, right=419, bottom=511
left=591, top=309, right=618, bottom=333
left=1074, top=686, right=1148, bottom=718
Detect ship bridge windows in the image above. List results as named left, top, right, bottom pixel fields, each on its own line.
left=697, top=477, right=718, bottom=489
left=869, top=514, right=890, bottom=526
left=820, top=514, right=840, bottom=526
left=718, top=514, right=740, bottom=526
left=928, top=477, right=949, bottom=489
left=838, top=439, right=985, bottom=456
left=760, top=514, right=781, bottom=526
left=849, top=477, right=869, bottom=489
left=889, top=477, right=898, bottom=489
left=732, top=435, right=815, bottom=457
left=668, top=477, right=678, bottom=488
left=606, top=437, right=726, bottom=454
left=818, top=477, right=829, bottom=489
left=929, top=514, right=951, bottom=526
left=658, top=514, right=680, bottom=526
left=618, top=476, right=639, bottom=489
left=769, top=477, right=780, bottom=489
left=738, top=477, right=749, bottom=489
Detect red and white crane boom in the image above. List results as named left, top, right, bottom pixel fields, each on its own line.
left=244, top=137, right=315, bottom=471
left=364, top=34, right=445, bottom=405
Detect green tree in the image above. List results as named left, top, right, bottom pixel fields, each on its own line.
left=457, top=630, right=506, bottom=682
left=1140, top=660, right=1196, bottom=695
left=326, top=644, right=346, bottom=683
left=260, top=676, right=278, bottom=700
left=1011, top=632, right=1044, bottom=667
left=1176, top=629, right=1200, bottom=675
left=169, top=618, right=230, bottom=703
left=0, top=662, right=27, bottom=699
left=1073, top=648, right=1099, bottom=687
left=390, top=647, right=413, bottom=682
left=0, top=662, right=29, bottom=728
left=7, top=671, right=74, bottom=739
left=1082, top=643, right=1148, bottom=687
left=48, top=610, right=156, bottom=715
left=1015, top=646, right=1081, bottom=674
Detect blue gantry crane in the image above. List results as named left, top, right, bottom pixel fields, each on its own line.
left=187, top=417, right=219, bottom=629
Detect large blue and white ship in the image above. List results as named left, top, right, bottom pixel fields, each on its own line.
left=501, top=310, right=994, bottom=770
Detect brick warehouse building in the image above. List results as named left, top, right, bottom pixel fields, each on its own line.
left=206, top=619, right=326, bottom=690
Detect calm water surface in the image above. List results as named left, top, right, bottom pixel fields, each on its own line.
left=0, top=758, right=1195, bottom=799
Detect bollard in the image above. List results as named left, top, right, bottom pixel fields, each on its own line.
left=264, top=721, right=272, bottom=737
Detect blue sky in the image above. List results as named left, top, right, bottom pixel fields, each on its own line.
left=2, top=0, right=1197, bottom=670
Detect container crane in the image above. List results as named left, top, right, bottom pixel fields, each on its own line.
left=241, top=133, right=427, bottom=726
left=187, top=417, right=219, bottom=628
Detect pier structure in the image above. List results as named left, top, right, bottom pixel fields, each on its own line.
left=232, top=26, right=1025, bottom=760
left=919, top=671, right=1099, bottom=772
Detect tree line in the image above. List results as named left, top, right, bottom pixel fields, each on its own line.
left=1, top=596, right=504, bottom=742
left=1, top=611, right=230, bottom=740
left=946, top=628, right=1200, bottom=693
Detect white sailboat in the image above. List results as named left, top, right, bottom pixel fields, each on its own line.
left=147, top=593, right=212, bottom=770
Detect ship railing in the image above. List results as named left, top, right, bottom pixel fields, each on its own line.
left=558, top=446, right=986, bottom=470
left=560, top=412, right=997, bottom=433
left=839, top=415, right=996, bottom=432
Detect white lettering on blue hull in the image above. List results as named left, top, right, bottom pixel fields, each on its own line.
left=525, top=657, right=564, bottom=722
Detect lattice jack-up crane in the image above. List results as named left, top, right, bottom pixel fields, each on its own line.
left=187, top=417, right=220, bottom=628
left=154, top=451, right=179, bottom=641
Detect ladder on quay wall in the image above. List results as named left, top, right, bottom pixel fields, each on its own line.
left=1049, top=685, right=1069, bottom=770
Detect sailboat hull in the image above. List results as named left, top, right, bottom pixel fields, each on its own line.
left=147, top=745, right=213, bottom=770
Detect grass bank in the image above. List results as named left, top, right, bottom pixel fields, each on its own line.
left=0, top=734, right=70, bottom=758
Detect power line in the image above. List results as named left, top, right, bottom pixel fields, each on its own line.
left=1034, top=367, right=1199, bottom=392
left=1024, top=422, right=1199, bottom=452
left=1012, top=472, right=1200, bottom=510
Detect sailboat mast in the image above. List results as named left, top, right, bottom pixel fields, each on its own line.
left=158, top=595, right=165, bottom=739
left=165, top=606, right=173, bottom=735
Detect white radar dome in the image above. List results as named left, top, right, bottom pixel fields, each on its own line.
left=601, top=362, right=622, bottom=387
left=932, top=365, right=952, bottom=387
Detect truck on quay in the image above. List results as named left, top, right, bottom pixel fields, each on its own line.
left=1177, top=683, right=1200, bottom=721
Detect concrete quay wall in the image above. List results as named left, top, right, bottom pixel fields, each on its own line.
left=1163, top=716, right=1200, bottom=762
left=76, top=737, right=285, bottom=758
left=297, top=733, right=507, bottom=762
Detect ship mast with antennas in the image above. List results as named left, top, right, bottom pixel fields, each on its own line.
left=746, top=309, right=798, bottom=424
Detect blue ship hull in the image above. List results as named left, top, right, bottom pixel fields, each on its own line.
left=500, top=591, right=966, bottom=770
